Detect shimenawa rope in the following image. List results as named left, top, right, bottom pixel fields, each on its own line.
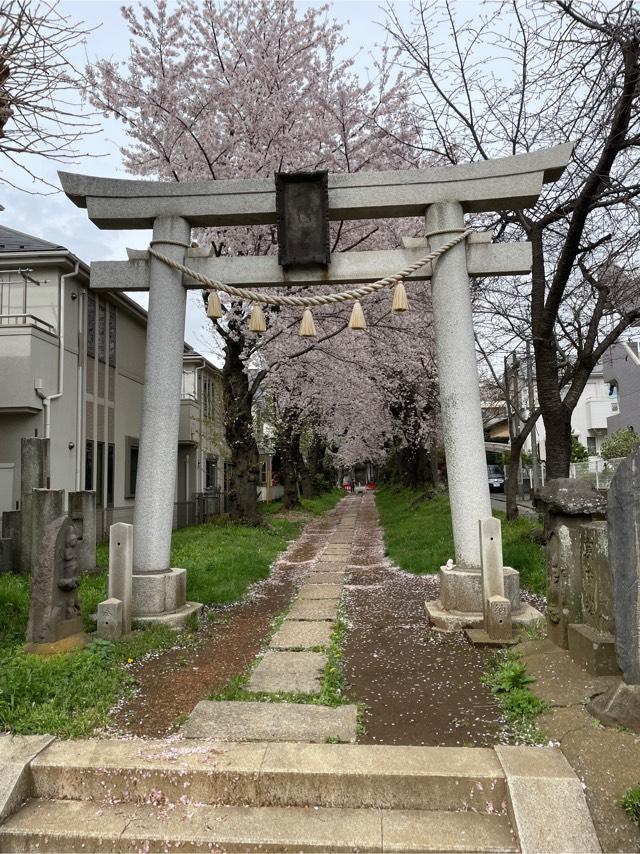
left=147, top=228, right=473, bottom=309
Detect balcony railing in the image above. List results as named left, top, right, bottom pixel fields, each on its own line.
left=0, top=313, right=56, bottom=334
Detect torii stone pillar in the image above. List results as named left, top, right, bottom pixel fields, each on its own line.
left=129, top=217, right=202, bottom=626
left=426, top=201, right=492, bottom=569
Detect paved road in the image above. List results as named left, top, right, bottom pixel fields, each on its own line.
left=490, top=493, right=538, bottom=518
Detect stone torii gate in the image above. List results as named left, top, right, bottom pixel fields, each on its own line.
left=60, top=143, right=571, bottom=625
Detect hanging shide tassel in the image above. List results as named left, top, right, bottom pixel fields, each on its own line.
left=299, top=308, right=317, bottom=338
left=391, top=281, right=409, bottom=313
left=248, top=303, right=267, bottom=333
left=206, top=290, right=223, bottom=319
left=349, top=300, right=366, bottom=330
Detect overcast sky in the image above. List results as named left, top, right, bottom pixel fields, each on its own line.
left=0, top=0, right=416, bottom=357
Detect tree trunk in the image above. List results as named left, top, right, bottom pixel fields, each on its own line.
left=542, top=406, right=573, bottom=481
left=279, top=428, right=302, bottom=510
left=505, top=454, right=521, bottom=521
left=222, top=334, right=261, bottom=524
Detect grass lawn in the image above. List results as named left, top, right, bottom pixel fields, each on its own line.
left=375, top=488, right=545, bottom=594
left=0, top=489, right=343, bottom=738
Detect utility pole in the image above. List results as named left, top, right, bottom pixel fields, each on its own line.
left=526, top=341, right=540, bottom=492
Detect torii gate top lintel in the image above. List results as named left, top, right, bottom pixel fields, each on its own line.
left=58, top=142, right=572, bottom=230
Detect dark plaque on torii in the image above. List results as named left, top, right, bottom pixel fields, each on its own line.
left=275, top=171, right=330, bottom=268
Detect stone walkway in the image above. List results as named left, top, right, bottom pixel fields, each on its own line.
left=184, top=497, right=361, bottom=742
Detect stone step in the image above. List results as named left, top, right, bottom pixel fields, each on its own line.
left=182, top=700, right=357, bottom=742
left=27, top=740, right=507, bottom=812
left=0, top=799, right=518, bottom=852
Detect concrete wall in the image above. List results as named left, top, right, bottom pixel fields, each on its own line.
left=603, top=340, right=640, bottom=435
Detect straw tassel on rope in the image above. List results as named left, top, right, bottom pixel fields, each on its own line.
left=299, top=308, right=317, bottom=338
left=248, top=303, right=267, bottom=333
left=392, top=281, right=409, bottom=313
left=206, top=290, right=224, bottom=319
left=349, top=300, right=366, bottom=330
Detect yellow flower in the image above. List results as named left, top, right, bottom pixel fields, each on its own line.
left=127, top=657, right=134, bottom=664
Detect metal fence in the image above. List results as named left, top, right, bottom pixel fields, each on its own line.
left=568, top=457, right=624, bottom=490
left=510, top=457, right=624, bottom=495
left=95, top=491, right=225, bottom=542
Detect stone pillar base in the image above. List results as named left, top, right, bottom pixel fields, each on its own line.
left=441, top=564, right=520, bottom=612
left=567, top=623, right=620, bottom=676
left=131, top=568, right=202, bottom=627
left=426, top=563, right=544, bottom=632
left=134, top=601, right=203, bottom=629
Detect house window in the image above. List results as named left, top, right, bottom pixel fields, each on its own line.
left=224, top=461, right=233, bottom=494
left=260, top=461, right=267, bottom=486
left=87, top=295, right=116, bottom=365
left=125, top=437, right=139, bottom=499
left=587, top=436, right=597, bottom=456
left=107, top=443, right=115, bottom=507
left=108, top=310, right=116, bottom=367
left=85, top=440, right=93, bottom=491
left=87, top=296, right=96, bottom=359
left=96, top=441, right=104, bottom=508
left=202, top=374, right=215, bottom=419
left=205, top=456, right=217, bottom=491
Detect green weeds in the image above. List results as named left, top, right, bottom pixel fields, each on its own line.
left=483, top=649, right=548, bottom=744
left=619, top=785, right=640, bottom=825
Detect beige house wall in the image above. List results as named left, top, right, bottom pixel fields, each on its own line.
left=0, top=246, right=230, bottom=523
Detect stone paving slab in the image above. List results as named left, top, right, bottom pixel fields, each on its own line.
left=287, top=598, right=340, bottom=622
left=182, top=701, right=357, bottom=742
left=247, top=651, right=326, bottom=694
left=298, top=584, right=343, bottom=600
left=318, top=555, right=347, bottom=565
left=304, top=571, right=345, bottom=585
left=270, top=620, right=333, bottom=649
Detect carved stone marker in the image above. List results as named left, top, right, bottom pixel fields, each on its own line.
left=466, top=518, right=514, bottom=645
left=606, top=450, right=640, bottom=684
left=97, top=598, right=124, bottom=642
left=567, top=522, right=618, bottom=675
left=107, top=522, right=133, bottom=634
left=588, top=449, right=640, bottom=732
left=26, top=515, right=84, bottom=651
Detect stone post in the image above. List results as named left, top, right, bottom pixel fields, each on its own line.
left=19, top=437, right=49, bottom=574
left=480, top=518, right=512, bottom=640
left=68, top=491, right=97, bottom=573
left=588, top=451, right=640, bottom=731
left=2, top=510, right=21, bottom=570
left=130, top=216, right=202, bottom=626
left=426, top=202, right=492, bottom=569
left=108, top=522, right=133, bottom=634
left=31, top=489, right=65, bottom=574
left=0, top=539, right=12, bottom=573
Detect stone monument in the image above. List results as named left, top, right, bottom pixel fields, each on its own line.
left=536, top=479, right=608, bottom=647
left=589, top=450, right=640, bottom=731
left=26, top=516, right=86, bottom=653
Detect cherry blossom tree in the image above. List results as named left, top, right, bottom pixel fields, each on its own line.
left=88, top=0, right=434, bottom=517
